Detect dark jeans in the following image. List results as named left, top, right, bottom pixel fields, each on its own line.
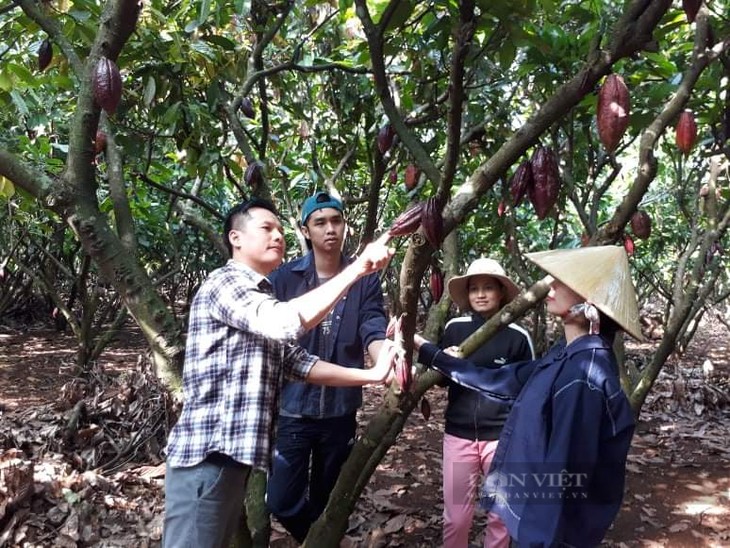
left=163, top=453, right=251, bottom=548
left=266, top=414, right=357, bottom=543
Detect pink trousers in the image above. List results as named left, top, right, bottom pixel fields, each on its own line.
left=442, top=433, right=510, bottom=548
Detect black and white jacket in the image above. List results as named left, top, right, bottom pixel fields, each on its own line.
left=440, top=314, right=535, bottom=441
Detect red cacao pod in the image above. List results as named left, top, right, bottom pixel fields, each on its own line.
left=377, top=124, right=395, bottom=154
left=623, top=234, right=635, bottom=256
left=497, top=200, right=506, bottom=217
left=420, top=397, right=431, bottom=421
left=38, top=39, right=53, bottom=72
left=630, top=210, right=652, bottom=240
left=675, top=110, right=697, bottom=154
left=528, top=147, right=561, bottom=220
left=430, top=266, right=444, bottom=302
left=510, top=160, right=533, bottom=206
left=94, top=131, right=107, bottom=155
left=422, top=197, right=444, bottom=249
left=93, top=57, right=123, bottom=114
left=388, top=202, right=424, bottom=237
left=404, top=164, right=420, bottom=191
left=245, top=160, right=264, bottom=187
left=597, top=74, right=630, bottom=153
left=389, top=169, right=397, bottom=184
left=240, top=98, right=255, bottom=119
left=682, top=0, right=701, bottom=23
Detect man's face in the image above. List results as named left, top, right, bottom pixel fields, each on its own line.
left=302, top=208, right=345, bottom=254
left=228, top=207, right=285, bottom=275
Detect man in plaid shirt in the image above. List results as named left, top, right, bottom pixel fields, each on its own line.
left=163, top=198, right=395, bottom=548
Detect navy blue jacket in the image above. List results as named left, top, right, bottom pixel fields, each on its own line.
left=419, top=335, right=635, bottom=547
left=270, top=252, right=387, bottom=418
left=441, top=315, right=535, bottom=441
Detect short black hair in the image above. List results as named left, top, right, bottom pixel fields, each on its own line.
left=223, top=198, right=279, bottom=256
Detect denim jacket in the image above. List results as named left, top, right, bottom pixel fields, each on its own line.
left=269, top=252, right=387, bottom=418
left=420, top=335, right=635, bottom=547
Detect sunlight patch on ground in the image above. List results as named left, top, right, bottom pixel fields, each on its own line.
left=682, top=496, right=729, bottom=516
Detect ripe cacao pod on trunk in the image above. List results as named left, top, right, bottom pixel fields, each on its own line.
left=38, top=39, right=53, bottom=71
left=497, top=200, right=506, bottom=217
left=94, top=131, right=107, bottom=155
left=404, top=164, right=419, bottom=190
left=245, top=160, right=264, bottom=187
left=528, top=147, right=561, bottom=220
left=430, top=266, right=444, bottom=302
left=510, top=160, right=533, bottom=206
left=597, top=74, right=630, bottom=153
left=682, top=0, right=701, bottom=23
left=623, top=234, right=635, bottom=256
left=388, top=202, right=424, bottom=237
left=675, top=110, right=697, bottom=154
left=422, top=196, right=444, bottom=249
left=420, top=397, right=431, bottom=421
left=93, top=57, right=122, bottom=114
left=240, top=98, right=255, bottom=119
left=377, top=124, right=395, bottom=154
left=630, top=210, right=652, bottom=239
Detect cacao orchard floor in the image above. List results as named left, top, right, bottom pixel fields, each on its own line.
left=1, top=322, right=729, bottom=547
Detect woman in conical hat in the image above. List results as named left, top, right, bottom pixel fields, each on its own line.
left=415, top=246, right=640, bottom=547
left=439, top=258, right=535, bottom=548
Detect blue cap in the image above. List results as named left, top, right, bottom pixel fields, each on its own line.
left=300, top=191, right=344, bottom=225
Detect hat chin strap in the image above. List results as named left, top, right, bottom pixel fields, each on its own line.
left=563, top=302, right=601, bottom=335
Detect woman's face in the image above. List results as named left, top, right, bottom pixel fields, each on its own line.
left=468, top=275, right=505, bottom=317
left=545, top=279, right=584, bottom=317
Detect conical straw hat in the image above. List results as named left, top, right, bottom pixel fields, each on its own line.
left=525, top=246, right=643, bottom=341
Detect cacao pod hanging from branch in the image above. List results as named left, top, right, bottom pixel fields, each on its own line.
left=528, top=147, right=561, bottom=220
left=377, top=124, right=395, bottom=154
left=510, top=160, right=533, bottom=206
left=93, top=57, right=123, bottom=114
left=630, top=210, right=652, bottom=240
left=38, top=39, right=53, bottom=72
left=675, top=110, right=697, bottom=155
left=596, top=74, right=630, bottom=153
left=404, top=164, right=420, bottom=191
left=430, top=265, right=444, bottom=303
left=244, top=160, right=265, bottom=187
left=682, top=0, right=701, bottom=23
left=388, top=202, right=424, bottom=237
left=94, top=131, right=107, bottom=155
left=240, top=98, right=255, bottom=119
left=422, top=197, right=444, bottom=249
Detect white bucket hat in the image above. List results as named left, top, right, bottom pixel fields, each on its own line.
left=525, top=246, right=643, bottom=341
left=447, top=258, right=521, bottom=311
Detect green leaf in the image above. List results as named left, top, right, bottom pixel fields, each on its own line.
left=9, top=90, right=29, bottom=117
left=0, top=72, right=12, bottom=92
left=203, top=35, right=236, bottom=51
left=198, top=0, right=211, bottom=26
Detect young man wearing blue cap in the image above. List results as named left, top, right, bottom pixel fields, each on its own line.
left=265, top=191, right=388, bottom=543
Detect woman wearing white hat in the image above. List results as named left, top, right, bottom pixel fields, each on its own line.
left=438, top=258, right=535, bottom=548
left=415, top=246, right=640, bottom=547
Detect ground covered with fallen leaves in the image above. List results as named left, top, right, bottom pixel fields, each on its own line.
left=1, top=321, right=729, bottom=547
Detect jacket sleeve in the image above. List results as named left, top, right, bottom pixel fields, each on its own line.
left=358, top=273, right=387, bottom=350
left=516, top=354, right=608, bottom=547
left=418, top=342, right=533, bottom=401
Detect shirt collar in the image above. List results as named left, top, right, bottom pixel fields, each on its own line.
left=226, top=259, right=272, bottom=290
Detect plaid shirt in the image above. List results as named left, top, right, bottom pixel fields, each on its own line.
left=165, top=260, right=317, bottom=471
